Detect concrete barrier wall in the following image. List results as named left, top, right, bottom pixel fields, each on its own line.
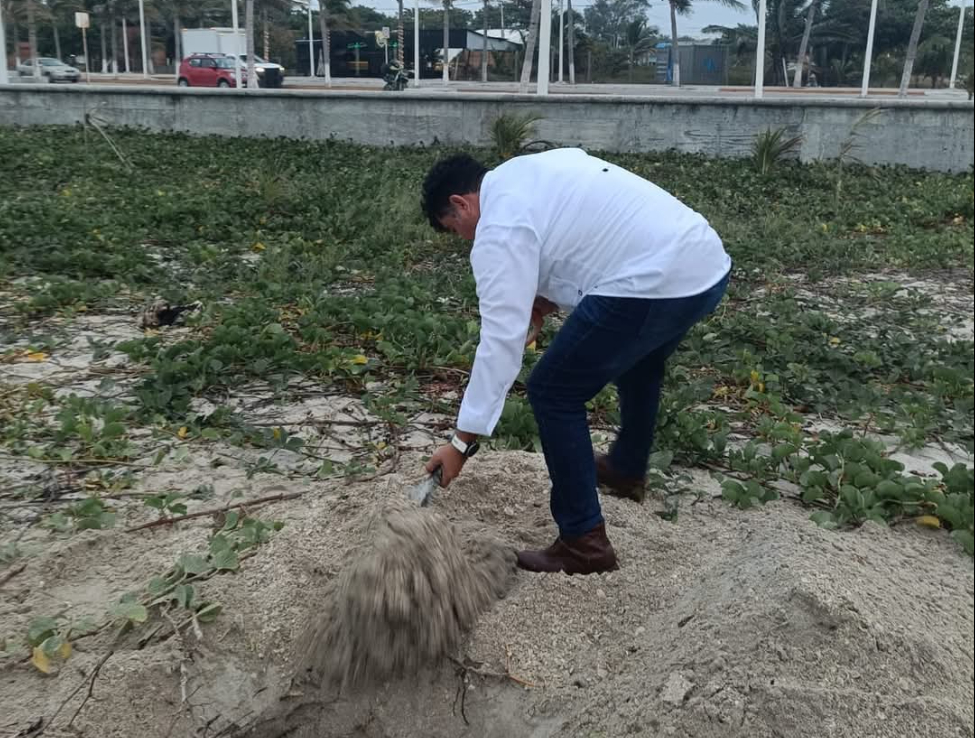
left=1, top=85, right=973, bottom=172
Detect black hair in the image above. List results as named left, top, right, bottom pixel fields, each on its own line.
left=421, top=153, right=488, bottom=232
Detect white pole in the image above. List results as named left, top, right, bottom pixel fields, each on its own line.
left=307, top=3, right=314, bottom=76
left=230, top=0, right=242, bottom=88
left=83, top=27, right=90, bottom=83
left=861, top=0, right=879, bottom=97
left=138, top=0, right=149, bottom=78
left=123, top=17, right=130, bottom=73
left=537, top=0, right=552, bottom=94
left=755, top=0, right=767, bottom=98
left=949, top=0, right=967, bottom=89
left=414, top=0, right=420, bottom=87
left=558, top=0, right=564, bottom=82
left=321, top=1, right=331, bottom=86
left=0, top=1, right=8, bottom=86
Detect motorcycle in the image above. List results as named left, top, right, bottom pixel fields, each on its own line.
left=382, top=62, right=410, bottom=92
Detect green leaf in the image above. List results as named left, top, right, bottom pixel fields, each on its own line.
left=648, top=451, right=674, bottom=471
left=221, top=511, right=241, bottom=532
left=178, top=554, right=209, bottom=575
left=111, top=600, right=149, bottom=624
left=40, top=635, right=66, bottom=658
left=173, top=584, right=196, bottom=610
left=101, top=422, right=127, bottom=439
left=28, top=617, right=59, bottom=647
left=147, top=577, right=169, bottom=596
left=195, top=603, right=223, bottom=623
left=810, top=511, right=839, bottom=530
left=210, top=548, right=239, bottom=571
left=951, top=530, right=974, bottom=557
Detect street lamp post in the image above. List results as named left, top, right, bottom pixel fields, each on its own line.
left=0, top=1, right=9, bottom=86
left=138, top=0, right=149, bottom=79
left=755, top=0, right=767, bottom=98
left=949, top=0, right=969, bottom=90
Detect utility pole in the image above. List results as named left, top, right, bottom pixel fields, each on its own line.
left=138, top=0, right=149, bottom=79
left=0, top=1, right=9, bottom=86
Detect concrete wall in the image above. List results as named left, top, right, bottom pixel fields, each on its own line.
left=1, top=85, right=973, bottom=172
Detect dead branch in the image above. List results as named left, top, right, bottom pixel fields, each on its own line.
left=124, top=492, right=304, bottom=533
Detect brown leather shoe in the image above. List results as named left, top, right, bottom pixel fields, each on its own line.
left=595, top=454, right=646, bottom=503
left=516, top=523, right=619, bottom=575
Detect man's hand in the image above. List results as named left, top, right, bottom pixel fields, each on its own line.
left=527, top=297, right=558, bottom=346
left=425, top=443, right=466, bottom=487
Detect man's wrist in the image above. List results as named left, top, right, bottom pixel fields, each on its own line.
left=455, top=430, right=478, bottom=444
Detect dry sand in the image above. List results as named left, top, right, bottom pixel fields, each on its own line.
left=2, top=452, right=972, bottom=738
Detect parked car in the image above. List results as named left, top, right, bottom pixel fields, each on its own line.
left=177, top=53, right=247, bottom=88
left=223, top=53, right=285, bottom=88
left=16, top=57, right=81, bottom=83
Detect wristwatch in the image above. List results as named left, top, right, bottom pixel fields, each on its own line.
left=450, top=434, right=480, bottom=458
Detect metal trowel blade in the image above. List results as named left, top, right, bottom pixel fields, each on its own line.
left=407, top=466, right=443, bottom=507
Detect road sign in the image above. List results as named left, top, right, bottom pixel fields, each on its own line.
left=75, top=12, right=90, bottom=29
left=382, top=26, right=391, bottom=40
left=375, top=31, right=387, bottom=47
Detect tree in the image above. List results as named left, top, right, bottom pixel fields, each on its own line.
left=519, top=0, right=538, bottom=89
left=442, top=0, right=450, bottom=83
left=914, top=33, right=951, bottom=86
left=582, top=0, right=648, bottom=48
left=793, top=0, right=820, bottom=86
left=623, top=17, right=655, bottom=81
left=317, top=0, right=330, bottom=84
left=566, top=0, right=574, bottom=82
left=899, top=0, right=930, bottom=96
left=245, top=0, right=257, bottom=86
left=26, top=0, right=40, bottom=78
left=397, top=0, right=403, bottom=64
left=44, top=0, right=84, bottom=60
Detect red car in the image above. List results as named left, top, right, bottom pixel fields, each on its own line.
left=177, top=53, right=246, bottom=88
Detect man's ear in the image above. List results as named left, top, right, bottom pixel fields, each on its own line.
left=448, top=193, right=469, bottom=212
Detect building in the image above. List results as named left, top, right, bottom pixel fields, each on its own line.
left=295, top=28, right=520, bottom=79
left=655, top=43, right=730, bottom=86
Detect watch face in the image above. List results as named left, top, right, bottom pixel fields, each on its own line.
left=468, top=441, right=480, bottom=457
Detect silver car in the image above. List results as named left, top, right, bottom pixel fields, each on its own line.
left=223, top=54, right=285, bottom=87
left=17, top=57, right=81, bottom=83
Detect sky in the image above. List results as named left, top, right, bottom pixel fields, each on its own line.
left=327, top=0, right=968, bottom=40
left=337, top=1, right=757, bottom=39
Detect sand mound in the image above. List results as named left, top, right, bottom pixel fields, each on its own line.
left=1, top=453, right=971, bottom=738
left=296, top=497, right=516, bottom=689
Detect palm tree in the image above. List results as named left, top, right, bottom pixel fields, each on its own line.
left=442, top=0, right=451, bottom=85
left=899, top=0, right=930, bottom=97
left=624, top=17, right=655, bottom=82
left=397, top=0, right=404, bottom=65
left=25, top=0, right=40, bottom=78
left=519, top=0, right=539, bottom=91
left=566, top=0, right=574, bottom=83
left=44, top=0, right=83, bottom=60
left=316, top=0, right=330, bottom=84
left=167, top=0, right=200, bottom=67
left=670, top=0, right=744, bottom=87
left=481, top=0, right=487, bottom=82
left=245, top=0, right=257, bottom=86
left=792, top=0, right=819, bottom=87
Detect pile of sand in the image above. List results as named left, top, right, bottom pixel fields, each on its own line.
left=296, top=497, right=516, bottom=689
left=1, top=452, right=972, bottom=738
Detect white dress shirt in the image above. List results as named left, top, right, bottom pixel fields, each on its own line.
left=456, top=148, right=731, bottom=437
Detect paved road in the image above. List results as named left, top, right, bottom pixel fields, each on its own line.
left=4, top=70, right=970, bottom=102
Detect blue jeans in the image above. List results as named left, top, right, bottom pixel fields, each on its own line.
left=526, top=272, right=730, bottom=539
